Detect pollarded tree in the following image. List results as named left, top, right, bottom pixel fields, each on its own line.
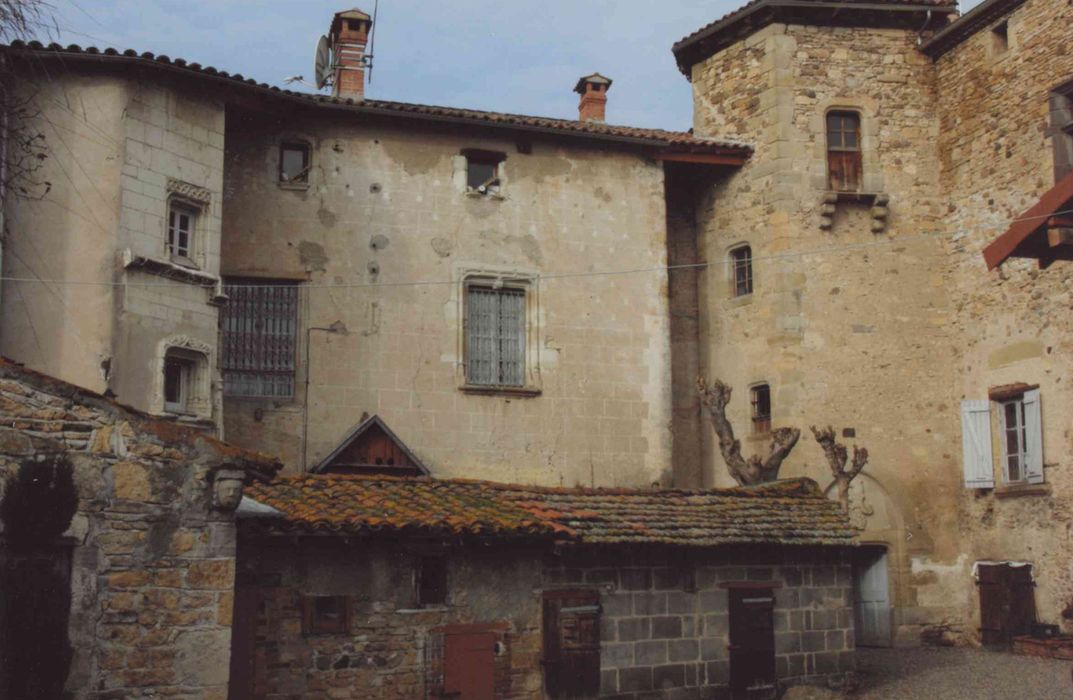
left=810, top=425, right=869, bottom=513
left=697, top=377, right=800, bottom=486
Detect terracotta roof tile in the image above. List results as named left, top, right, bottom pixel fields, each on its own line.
left=244, top=474, right=856, bottom=547
left=4, top=41, right=750, bottom=156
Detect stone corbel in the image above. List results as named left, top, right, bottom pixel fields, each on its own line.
left=210, top=467, right=247, bottom=512
left=870, top=193, right=890, bottom=234
left=819, top=192, right=838, bottom=230
left=818, top=191, right=890, bottom=233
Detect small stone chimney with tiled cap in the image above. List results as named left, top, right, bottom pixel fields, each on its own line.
left=574, top=73, right=612, bottom=122
left=330, top=8, right=372, bottom=100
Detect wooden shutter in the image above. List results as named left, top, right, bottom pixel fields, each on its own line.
left=961, top=400, right=995, bottom=488
left=1023, top=389, right=1044, bottom=484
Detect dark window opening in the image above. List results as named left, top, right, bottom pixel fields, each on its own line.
left=751, top=384, right=771, bottom=435
left=731, top=245, right=753, bottom=297
left=301, top=595, right=348, bottom=636
left=280, top=142, right=311, bottom=184
left=1050, top=80, right=1073, bottom=182
left=418, top=556, right=448, bottom=607
left=163, top=350, right=199, bottom=414
left=827, top=111, right=862, bottom=192
left=462, top=149, right=506, bottom=194
left=992, top=21, right=1009, bottom=54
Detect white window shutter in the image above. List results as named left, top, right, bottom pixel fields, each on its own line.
left=1023, top=389, right=1044, bottom=484
left=961, top=400, right=995, bottom=488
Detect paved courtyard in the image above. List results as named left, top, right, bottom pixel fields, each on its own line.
left=856, top=647, right=1072, bottom=699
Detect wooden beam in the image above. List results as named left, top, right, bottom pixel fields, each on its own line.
left=983, top=170, right=1073, bottom=270
left=1046, top=227, right=1073, bottom=248
left=659, top=151, right=749, bottom=167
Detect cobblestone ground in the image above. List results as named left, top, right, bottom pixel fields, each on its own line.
left=856, top=647, right=1072, bottom=699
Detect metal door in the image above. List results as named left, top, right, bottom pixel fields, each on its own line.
left=854, top=549, right=892, bottom=647
left=542, top=590, right=600, bottom=699
left=442, top=631, right=496, bottom=700
left=728, top=588, right=776, bottom=699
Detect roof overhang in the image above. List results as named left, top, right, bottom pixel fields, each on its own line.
left=673, top=0, right=956, bottom=76
left=982, top=171, right=1073, bottom=270
left=920, top=0, right=1026, bottom=58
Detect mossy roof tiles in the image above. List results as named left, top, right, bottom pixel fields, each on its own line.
left=245, top=474, right=856, bottom=547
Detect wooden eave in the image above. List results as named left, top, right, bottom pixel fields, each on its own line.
left=658, top=151, right=750, bottom=167
left=983, top=171, right=1073, bottom=270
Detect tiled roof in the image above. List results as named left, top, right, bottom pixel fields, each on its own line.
left=243, top=474, right=856, bottom=547
left=672, top=0, right=957, bottom=75
left=4, top=41, right=751, bottom=156
left=920, top=0, right=1028, bottom=57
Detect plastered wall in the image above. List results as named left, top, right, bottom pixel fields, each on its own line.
left=221, top=113, right=673, bottom=487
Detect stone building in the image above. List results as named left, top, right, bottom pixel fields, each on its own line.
left=237, top=474, right=856, bottom=699
left=0, top=0, right=1071, bottom=690
left=0, top=357, right=281, bottom=698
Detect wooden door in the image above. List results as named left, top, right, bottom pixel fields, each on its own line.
left=227, top=576, right=259, bottom=700
left=854, top=549, right=892, bottom=647
left=978, top=563, right=1036, bottom=648
left=728, top=588, right=776, bottom=699
left=443, top=631, right=496, bottom=700
left=542, top=590, right=600, bottom=699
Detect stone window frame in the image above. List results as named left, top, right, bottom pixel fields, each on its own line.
left=810, top=99, right=884, bottom=196
left=453, top=263, right=542, bottom=396
left=455, top=148, right=508, bottom=200
left=153, top=335, right=214, bottom=419
left=986, top=17, right=1015, bottom=61
left=1049, top=77, right=1073, bottom=183
left=163, top=179, right=211, bottom=271
left=278, top=138, right=313, bottom=190
left=749, top=382, right=772, bottom=436
left=725, top=242, right=754, bottom=306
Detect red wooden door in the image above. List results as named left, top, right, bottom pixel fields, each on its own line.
left=443, top=631, right=496, bottom=700
left=542, top=590, right=600, bottom=699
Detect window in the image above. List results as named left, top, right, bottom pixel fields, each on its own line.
left=1050, top=80, right=1073, bottom=182
left=826, top=111, right=862, bottom=192
left=462, top=149, right=505, bottom=195
left=960, top=388, right=1043, bottom=489
left=750, top=383, right=771, bottom=435
left=417, top=556, right=448, bottom=607
left=301, top=596, right=348, bottom=636
left=991, top=21, right=1009, bottom=54
left=220, top=280, right=299, bottom=398
left=279, top=142, right=310, bottom=185
left=166, top=200, right=198, bottom=264
left=162, top=347, right=207, bottom=414
left=730, top=245, right=753, bottom=297
left=464, top=284, right=525, bottom=387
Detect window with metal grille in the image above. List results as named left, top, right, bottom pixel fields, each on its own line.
left=731, top=245, right=753, bottom=297
left=465, top=285, right=525, bottom=387
left=220, top=280, right=299, bottom=398
left=751, top=383, right=771, bottom=435
left=166, top=200, right=198, bottom=264
left=827, top=111, right=862, bottom=192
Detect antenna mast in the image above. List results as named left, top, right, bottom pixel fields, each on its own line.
left=367, top=0, right=379, bottom=83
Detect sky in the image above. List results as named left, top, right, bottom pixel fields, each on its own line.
left=43, top=0, right=978, bottom=132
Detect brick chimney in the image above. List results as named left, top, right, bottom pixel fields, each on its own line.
left=330, top=8, right=372, bottom=100
left=574, top=73, right=612, bottom=122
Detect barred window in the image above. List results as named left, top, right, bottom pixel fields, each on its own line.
left=465, top=284, right=525, bottom=387
left=221, top=280, right=299, bottom=398
left=751, top=383, right=771, bottom=435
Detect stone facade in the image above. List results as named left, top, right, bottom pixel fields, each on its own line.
left=0, top=360, right=278, bottom=699
left=1, top=64, right=227, bottom=426
left=220, top=113, right=673, bottom=486
left=681, top=0, right=1073, bottom=646
left=238, top=536, right=853, bottom=700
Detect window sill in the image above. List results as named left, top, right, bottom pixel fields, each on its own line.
left=396, top=606, right=450, bottom=614
left=464, top=189, right=506, bottom=201
left=994, top=483, right=1050, bottom=499
left=278, top=182, right=310, bottom=191
left=827, top=190, right=881, bottom=204
left=459, top=384, right=542, bottom=398
left=745, top=431, right=772, bottom=444
left=123, top=253, right=218, bottom=287
left=727, top=293, right=754, bottom=308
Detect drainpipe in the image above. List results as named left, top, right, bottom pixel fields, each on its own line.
left=0, top=54, right=9, bottom=324
left=301, top=320, right=349, bottom=472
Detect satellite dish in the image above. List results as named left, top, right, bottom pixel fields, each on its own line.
left=314, top=35, right=332, bottom=90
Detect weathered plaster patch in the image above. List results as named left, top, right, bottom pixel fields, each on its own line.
left=988, top=340, right=1043, bottom=368
left=298, top=241, right=329, bottom=271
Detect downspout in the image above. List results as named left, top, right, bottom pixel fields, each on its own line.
left=301, top=320, right=349, bottom=472
left=0, top=54, right=9, bottom=327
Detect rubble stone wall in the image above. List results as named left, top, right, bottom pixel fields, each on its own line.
left=0, top=363, right=263, bottom=699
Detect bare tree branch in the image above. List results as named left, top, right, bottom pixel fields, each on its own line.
left=810, top=425, right=869, bottom=514
left=697, top=377, right=800, bottom=486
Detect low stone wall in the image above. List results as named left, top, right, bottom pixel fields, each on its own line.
left=546, top=545, right=855, bottom=698
left=0, top=361, right=277, bottom=699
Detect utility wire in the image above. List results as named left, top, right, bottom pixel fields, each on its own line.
left=0, top=207, right=1068, bottom=290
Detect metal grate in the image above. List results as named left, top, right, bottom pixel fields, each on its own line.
left=465, top=286, right=525, bottom=387
left=220, top=280, right=298, bottom=398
